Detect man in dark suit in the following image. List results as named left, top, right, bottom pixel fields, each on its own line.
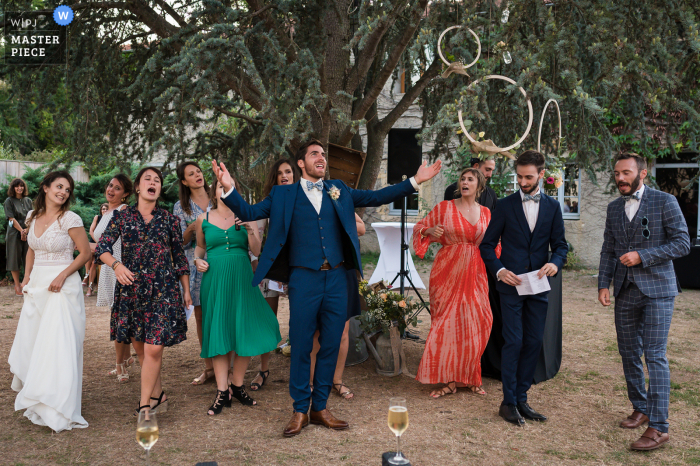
left=212, top=140, right=442, bottom=437
left=480, top=150, right=568, bottom=426
left=444, top=157, right=498, bottom=211
left=598, top=153, right=690, bottom=451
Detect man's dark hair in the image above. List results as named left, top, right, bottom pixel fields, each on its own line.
left=514, top=150, right=546, bottom=172
left=614, top=152, right=647, bottom=172
left=470, top=157, right=482, bottom=167
left=294, top=138, right=325, bottom=164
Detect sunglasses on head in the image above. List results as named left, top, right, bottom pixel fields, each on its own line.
left=641, top=216, right=650, bottom=239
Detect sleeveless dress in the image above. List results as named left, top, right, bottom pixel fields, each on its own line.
left=8, top=211, right=89, bottom=432
left=199, top=215, right=281, bottom=358
left=94, top=204, right=126, bottom=308
left=413, top=202, right=499, bottom=386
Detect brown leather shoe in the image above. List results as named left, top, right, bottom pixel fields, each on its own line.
left=309, top=408, right=349, bottom=430
left=630, top=427, right=669, bottom=451
left=283, top=412, right=309, bottom=437
left=620, top=410, right=649, bottom=429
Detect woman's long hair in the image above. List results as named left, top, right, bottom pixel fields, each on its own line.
left=176, top=161, right=210, bottom=215
left=107, top=173, right=134, bottom=205
left=7, top=178, right=28, bottom=199
left=263, top=158, right=300, bottom=197
left=26, top=171, right=75, bottom=227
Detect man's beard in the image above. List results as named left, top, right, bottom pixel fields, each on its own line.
left=520, top=183, right=538, bottom=194
left=617, top=173, right=641, bottom=194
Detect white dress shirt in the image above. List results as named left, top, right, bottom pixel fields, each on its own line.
left=625, top=184, right=645, bottom=221
left=497, top=187, right=542, bottom=280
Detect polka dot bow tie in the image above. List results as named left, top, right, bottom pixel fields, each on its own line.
left=523, top=193, right=541, bottom=203
left=621, top=192, right=640, bottom=202
left=306, top=180, right=324, bottom=191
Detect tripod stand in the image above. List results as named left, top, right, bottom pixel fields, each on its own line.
left=389, top=194, right=430, bottom=325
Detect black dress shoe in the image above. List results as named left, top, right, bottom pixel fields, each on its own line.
left=517, top=402, right=547, bottom=422
left=499, top=403, right=525, bottom=426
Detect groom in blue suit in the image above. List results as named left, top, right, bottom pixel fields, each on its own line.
left=480, top=150, right=568, bottom=426
left=212, top=139, right=441, bottom=437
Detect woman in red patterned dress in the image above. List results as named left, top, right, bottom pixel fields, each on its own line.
left=413, top=167, right=499, bottom=398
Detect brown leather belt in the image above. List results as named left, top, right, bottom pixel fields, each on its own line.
left=295, top=261, right=344, bottom=271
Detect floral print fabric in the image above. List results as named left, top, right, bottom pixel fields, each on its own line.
left=95, top=205, right=190, bottom=347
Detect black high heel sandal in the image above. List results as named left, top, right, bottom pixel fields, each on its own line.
left=207, top=389, right=232, bottom=415
left=150, top=391, right=169, bottom=414
left=250, top=370, right=269, bottom=391
left=229, top=383, right=257, bottom=406
left=135, top=404, right=150, bottom=416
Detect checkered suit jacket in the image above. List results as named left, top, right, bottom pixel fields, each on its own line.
left=598, top=186, right=690, bottom=298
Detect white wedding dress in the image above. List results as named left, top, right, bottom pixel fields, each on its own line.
left=8, top=210, right=89, bottom=432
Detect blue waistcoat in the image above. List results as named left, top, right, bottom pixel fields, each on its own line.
left=287, top=183, right=345, bottom=270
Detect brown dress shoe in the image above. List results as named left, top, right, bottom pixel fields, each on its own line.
left=309, top=408, right=349, bottom=430
left=283, top=412, right=309, bottom=437
left=620, top=411, right=649, bottom=429
left=630, top=427, right=669, bottom=451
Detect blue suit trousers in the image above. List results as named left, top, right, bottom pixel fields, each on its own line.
left=287, top=266, right=348, bottom=413
left=615, top=283, right=673, bottom=433
left=500, top=292, right=549, bottom=405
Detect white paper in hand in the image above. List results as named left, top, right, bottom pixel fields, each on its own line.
left=268, top=280, right=284, bottom=293
left=185, top=304, right=194, bottom=320
left=515, top=270, right=551, bottom=296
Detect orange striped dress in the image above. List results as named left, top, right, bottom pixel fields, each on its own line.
left=413, top=201, right=497, bottom=386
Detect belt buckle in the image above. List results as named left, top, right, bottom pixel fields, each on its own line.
left=320, top=263, right=331, bottom=271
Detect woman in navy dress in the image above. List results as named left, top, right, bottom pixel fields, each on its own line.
left=96, top=167, right=192, bottom=414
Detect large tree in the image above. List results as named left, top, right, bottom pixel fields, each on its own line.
left=2, top=0, right=699, bottom=190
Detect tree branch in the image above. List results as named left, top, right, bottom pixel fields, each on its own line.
left=377, top=58, right=442, bottom=134
left=246, top=0, right=297, bottom=63
left=212, top=106, right=263, bottom=125
left=345, top=0, right=415, bottom=94
left=153, top=0, right=187, bottom=28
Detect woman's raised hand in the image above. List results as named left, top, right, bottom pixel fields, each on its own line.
left=211, top=160, right=234, bottom=192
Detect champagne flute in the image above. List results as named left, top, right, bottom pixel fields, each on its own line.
left=136, top=410, right=159, bottom=466
left=387, top=397, right=409, bottom=465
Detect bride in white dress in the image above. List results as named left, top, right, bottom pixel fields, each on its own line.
left=8, top=171, right=92, bottom=432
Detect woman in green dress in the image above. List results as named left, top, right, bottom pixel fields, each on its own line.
left=193, top=176, right=281, bottom=415
left=4, top=178, right=33, bottom=296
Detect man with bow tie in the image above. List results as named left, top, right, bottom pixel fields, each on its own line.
left=598, top=153, right=689, bottom=451
left=480, top=150, right=568, bottom=426
left=212, top=139, right=442, bottom=437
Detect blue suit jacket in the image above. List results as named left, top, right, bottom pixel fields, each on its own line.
left=221, top=178, right=416, bottom=286
left=479, top=191, right=568, bottom=295
left=598, top=186, right=690, bottom=298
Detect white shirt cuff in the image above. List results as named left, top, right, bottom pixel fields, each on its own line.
left=409, top=177, right=419, bottom=190
left=496, top=267, right=506, bottom=281
left=222, top=185, right=235, bottom=198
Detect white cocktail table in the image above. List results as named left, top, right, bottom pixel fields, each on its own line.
left=367, top=222, right=426, bottom=290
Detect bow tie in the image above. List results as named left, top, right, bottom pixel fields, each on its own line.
left=305, top=180, right=324, bottom=191
left=622, top=192, right=640, bottom=202
left=523, top=193, right=541, bottom=203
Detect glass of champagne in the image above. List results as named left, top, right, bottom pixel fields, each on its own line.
left=136, top=410, right=159, bottom=466
left=387, top=397, right=409, bottom=465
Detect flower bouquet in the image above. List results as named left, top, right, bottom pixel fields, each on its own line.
left=357, top=280, right=421, bottom=338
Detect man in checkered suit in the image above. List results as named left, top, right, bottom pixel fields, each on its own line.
left=598, top=153, right=690, bottom=451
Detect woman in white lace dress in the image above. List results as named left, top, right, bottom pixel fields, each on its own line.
left=92, top=174, right=134, bottom=382
left=8, top=171, right=92, bottom=432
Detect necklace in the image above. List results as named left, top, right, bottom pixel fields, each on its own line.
left=457, top=198, right=477, bottom=213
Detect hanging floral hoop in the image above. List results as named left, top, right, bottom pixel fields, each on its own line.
left=537, top=99, right=562, bottom=154
left=457, top=74, right=534, bottom=153
left=437, top=26, right=481, bottom=78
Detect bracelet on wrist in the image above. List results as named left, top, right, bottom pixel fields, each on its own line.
left=111, top=260, right=121, bottom=271
left=419, top=227, right=428, bottom=238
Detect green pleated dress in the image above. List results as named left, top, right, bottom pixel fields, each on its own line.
left=200, top=216, right=282, bottom=358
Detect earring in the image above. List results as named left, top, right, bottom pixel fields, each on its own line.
left=136, top=190, right=140, bottom=194
left=121, top=197, right=126, bottom=202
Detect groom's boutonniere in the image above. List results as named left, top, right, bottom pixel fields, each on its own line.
left=329, top=185, right=341, bottom=200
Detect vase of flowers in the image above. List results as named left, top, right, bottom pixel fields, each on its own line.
left=357, top=280, right=421, bottom=376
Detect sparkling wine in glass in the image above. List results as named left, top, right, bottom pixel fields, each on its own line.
left=136, top=410, right=159, bottom=466
left=387, top=397, right=410, bottom=465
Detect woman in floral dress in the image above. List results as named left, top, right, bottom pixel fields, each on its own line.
left=173, top=161, right=214, bottom=385
left=96, top=167, right=191, bottom=414
left=413, top=167, right=499, bottom=398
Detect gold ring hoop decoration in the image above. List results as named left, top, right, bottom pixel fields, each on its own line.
left=457, top=75, right=533, bottom=158
left=537, top=99, right=562, bottom=154
left=437, top=26, right=481, bottom=79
